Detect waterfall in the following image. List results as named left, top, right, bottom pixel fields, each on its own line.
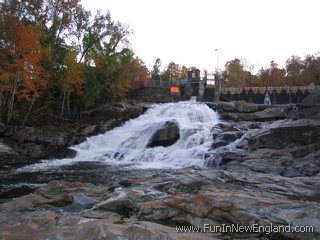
left=19, top=101, right=219, bottom=171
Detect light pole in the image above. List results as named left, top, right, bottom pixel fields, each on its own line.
left=215, top=49, right=221, bottom=101
left=215, top=48, right=219, bottom=71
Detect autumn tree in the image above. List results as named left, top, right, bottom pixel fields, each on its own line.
left=151, top=58, right=162, bottom=81
left=0, top=16, right=46, bottom=123
left=285, top=56, right=304, bottom=86
left=181, top=65, right=187, bottom=80
left=303, top=54, right=320, bottom=85
left=161, top=61, right=181, bottom=82
left=268, top=61, right=286, bottom=86
left=224, top=58, right=247, bottom=86
left=130, top=57, right=150, bottom=90
left=59, top=49, right=84, bottom=117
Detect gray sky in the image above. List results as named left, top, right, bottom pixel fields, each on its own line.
left=82, top=0, right=320, bottom=74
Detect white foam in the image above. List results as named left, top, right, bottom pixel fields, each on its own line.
left=18, top=101, right=219, bottom=171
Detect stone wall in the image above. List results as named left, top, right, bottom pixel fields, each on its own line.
left=219, top=85, right=319, bottom=104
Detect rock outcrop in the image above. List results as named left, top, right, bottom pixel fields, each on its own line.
left=1, top=103, right=320, bottom=240
left=299, top=89, right=320, bottom=109
left=147, top=121, right=180, bottom=147
left=0, top=102, right=146, bottom=167
left=217, top=101, right=289, bottom=121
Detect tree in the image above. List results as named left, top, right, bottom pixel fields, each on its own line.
left=181, top=65, right=187, bottom=80
left=151, top=58, right=161, bottom=81
left=303, top=54, right=320, bottom=85
left=286, top=56, right=304, bottom=86
left=224, top=58, right=247, bottom=86
left=169, top=62, right=181, bottom=81
left=130, top=57, right=150, bottom=90
left=266, top=61, right=285, bottom=86
left=161, top=61, right=180, bottom=82
left=0, top=16, right=46, bottom=123
left=60, top=49, right=84, bottom=117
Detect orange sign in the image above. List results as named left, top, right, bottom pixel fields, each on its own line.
left=170, top=87, right=180, bottom=93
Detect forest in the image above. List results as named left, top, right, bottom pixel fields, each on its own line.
left=221, top=56, right=320, bottom=87
left=1, top=0, right=320, bottom=125
left=150, top=56, right=320, bottom=88
left=0, top=0, right=149, bottom=125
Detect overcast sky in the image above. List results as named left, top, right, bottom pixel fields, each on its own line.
left=82, top=0, right=320, bottom=74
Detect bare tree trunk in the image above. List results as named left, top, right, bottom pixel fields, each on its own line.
left=22, top=86, right=39, bottom=125
left=79, top=96, right=83, bottom=120
left=0, top=91, right=2, bottom=108
left=67, top=92, right=71, bottom=117
left=60, top=89, right=66, bottom=117
left=7, top=80, right=18, bottom=124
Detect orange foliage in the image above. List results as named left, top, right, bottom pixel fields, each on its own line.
left=62, top=50, right=84, bottom=95
left=3, top=17, right=46, bottom=100
left=130, top=57, right=150, bottom=90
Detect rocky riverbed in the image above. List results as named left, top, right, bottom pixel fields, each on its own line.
left=0, top=92, right=320, bottom=240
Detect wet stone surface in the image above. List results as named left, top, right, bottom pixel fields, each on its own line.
left=1, top=100, right=320, bottom=239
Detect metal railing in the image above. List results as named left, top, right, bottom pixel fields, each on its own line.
left=146, top=79, right=179, bottom=88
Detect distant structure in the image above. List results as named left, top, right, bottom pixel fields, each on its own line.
left=187, top=69, right=200, bottom=82
left=178, top=68, right=201, bottom=96
left=218, top=84, right=319, bottom=104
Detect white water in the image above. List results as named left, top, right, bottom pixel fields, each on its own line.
left=18, top=101, right=219, bottom=171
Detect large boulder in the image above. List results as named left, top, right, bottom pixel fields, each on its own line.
left=299, top=90, right=320, bottom=109
left=297, top=90, right=320, bottom=119
left=19, top=143, right=77, bottom=160
left=238, top=119, right=320, bottom=150
left=234, top=101, right=269, bottom=113
left=0, top=122, right=7, bottom=135
left=147, top=121, right=180, bottom=147
left=239, top=107, right=286, bottom=121
left=12, top=126, right=74, bottom=147
left=0, top=141, right=20, bottom=167
left=217, top=101, right=235, bottom=112
left=217, top=101, right=269, bottom=113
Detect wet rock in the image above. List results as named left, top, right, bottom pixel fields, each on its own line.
left=246, top=119, right=320, bottom=150
left=218, top=101, right=269, bottom=113
left=137, top=199, right=170, bottom=220
left=1, top=164, right=320, bottom=240
left=2, top=125, right=14, bottom=137
left=215, top=122, right=240, bottom=131
left=211, top=131, right=244, bottom=149
left=237, top=121, right=263, bottom=130
left=12, top=126, right=74, bottom=147
left=62, top=193, right=98, bottom=213
left=205, top=150, right=247, bottom=167
left=94, top=189, right=138, bottom=214
left=19, top=143, right=77, bottom=160
left=234, top=101, right=269, bottom=113
left=0, top=122, right=6, bottom=135
left=82, top=102, right=145, bottom=123
left=2, top=103, right=320, bottom=240
left=217, top=101, right=235, bottom=112
left=0, top=194, right=50, bottom=213
left=147, top=121, right=180, bottom=147
left=0, top=141, right=20, bottom=167
left=239, top=107, right=286, bottom=121
left=299, top=89, right=320, bottom=109
left=0, top=209, right=218, bottom=240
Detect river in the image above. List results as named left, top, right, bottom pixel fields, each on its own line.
left=0, top=101, right=219, bottom=201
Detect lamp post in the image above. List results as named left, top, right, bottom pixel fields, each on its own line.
left=214, top=49, right=221, bottom=101
left=215, top=48, right=219, bottom=71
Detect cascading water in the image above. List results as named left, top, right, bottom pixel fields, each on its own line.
left=19, top=101, right=219, bottom=171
